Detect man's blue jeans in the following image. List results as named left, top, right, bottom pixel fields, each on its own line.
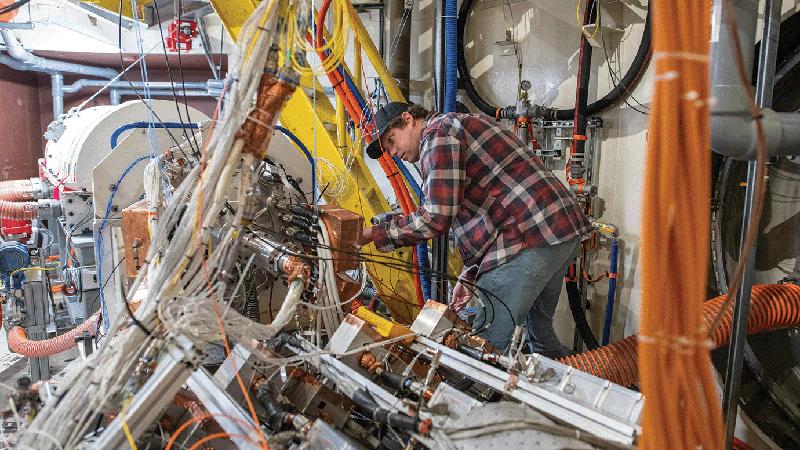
left=473, top=237, right=580, bottom=356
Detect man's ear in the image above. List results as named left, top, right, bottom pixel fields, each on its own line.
left=402, top=111, right=413, bottom=124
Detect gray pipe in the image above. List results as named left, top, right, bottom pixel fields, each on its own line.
left=0, top=52, right=56, bottom=74
left=711, top=0, right=800, bottom=159
left=61, top=79, right=214, bottom=94
left=50, top=74, right=63, bottom=118
left=0, top=30, right=117, bottom=79
left=115, top=89, right=216, bottom=98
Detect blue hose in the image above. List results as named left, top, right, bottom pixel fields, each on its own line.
left=444, top=0, right=458, bottom=113
left=275, top=126, right=317, bottom=203
left=601, top=237, right=619, bottom=345
left=110, top=121, right=200, bottom=149
left=394, top=157, right=432, bottom=300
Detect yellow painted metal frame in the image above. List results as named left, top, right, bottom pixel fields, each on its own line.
left=209, top=0, right=462, bottom=323
left=81, top=0, right=153, bottom=20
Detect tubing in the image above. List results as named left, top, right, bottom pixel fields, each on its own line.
left=601, top=236, right=619, bottom=345
left=570, top=0, right=596, bottom=182
left=312, top=8, right=425, bottom=305
left=110, top=121, right=201, bottom=150
left=393, top=156, right=432, bottom=300
left=456, top=0, right=652, bottom=119
left=9, top=312, right=100, bottom=358
left=0, top=200, right=38, bottom=220
left=0, top=179, right=37, bottom=202
left=443, top=0, right=458, bottom=113
left=565, top=266, right=600, bottom=350
left=559, top=284, right=800, bottom=387
left=0, top=30, right=117, bottom=79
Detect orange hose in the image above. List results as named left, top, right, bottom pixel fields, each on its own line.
left=0, top=179, right=37, bottom=202
left=559, top=284, right=800, bottom=387
left=0, top=200, right=38, bottom=220
left=8, top=312, right=100, bottom=357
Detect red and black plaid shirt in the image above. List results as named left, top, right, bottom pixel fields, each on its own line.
left=373, top=112, right=592, bottom=277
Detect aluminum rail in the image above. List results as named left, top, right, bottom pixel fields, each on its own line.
left=410, top=336, right=642, bottom=446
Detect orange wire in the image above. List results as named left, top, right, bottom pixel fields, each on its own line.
left=638, top=1, right=723, bottom=448
left=173, top=83, right=270, bottom=450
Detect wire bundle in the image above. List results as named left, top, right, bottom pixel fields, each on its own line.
left=638, top=1, right=723, bottom=448
left=16, top=1, right=291, bottom=447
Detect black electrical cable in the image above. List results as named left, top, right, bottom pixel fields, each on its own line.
left=248, top=225, right=506, bottom=334
left=565, top=263, right=599, bottom=350
left=456, top=0, right=652, bottom=119
left=115, top=0, right=186, bottom=152
left=175, top=1, right=203, bottom=154
left=152, top=1, right=202, bottom=157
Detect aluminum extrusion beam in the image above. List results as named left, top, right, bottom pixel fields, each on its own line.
left=92, top=339, right=196, bottom=449
left=411, top=336, right=642, bottom=445
left=188, top=369, right=262, bottom=450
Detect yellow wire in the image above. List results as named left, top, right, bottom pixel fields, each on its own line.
left=576, top=0, right=601, bottom=39
left=11, top=266, right=57, bottom=276
left=121, top=396, right=138, bottom=450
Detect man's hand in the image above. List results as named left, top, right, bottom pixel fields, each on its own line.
left=357, top=226, right=375, bottom=247
left=450, top=279, right=474, bottom=312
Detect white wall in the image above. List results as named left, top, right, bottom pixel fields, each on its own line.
left=361, top=0, right=654, bottom=343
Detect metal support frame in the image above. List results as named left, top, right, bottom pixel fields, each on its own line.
left=411, top=336, right=642, bottom=445
left=91, top=338, right=196, bottom=449
left=22, top=281, right=50, bottom=382
left=722, top=1, right=782, bottom=447
left=187, top=369, right=262, bottom=450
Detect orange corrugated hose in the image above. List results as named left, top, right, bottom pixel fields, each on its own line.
left=560, top=284, right=800, bottom=387
left=636, top=0, right=723, bottom=448
left=0, top=0, right=20, bottom=22
left=0, top=200, right=38, bottom=220
left=8, top=312, right=100, bottom=357
left=0, top=179, right=37, bottom=202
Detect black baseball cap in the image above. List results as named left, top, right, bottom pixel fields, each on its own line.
left=365, top=102, right=410, bottom=159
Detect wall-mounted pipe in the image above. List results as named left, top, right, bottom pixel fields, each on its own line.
left=61, top=79, right=216, bottom=94
left=0, top=30, right=117, bottom=79
left=711, top=0, right=800, bottom=159
left=50, top=73, right=63, bottom=118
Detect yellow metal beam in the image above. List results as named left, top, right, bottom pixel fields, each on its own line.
left=206, top=0, right=467, bottom=323
left=81, top=0, right=153, bottom=20
left=280, top=90, right=421, bottom=323
left=209, top=0, right=259, bottom=42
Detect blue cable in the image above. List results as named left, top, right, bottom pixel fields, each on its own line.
left=96, top=155, right=152, bottom=331
left=602, top=237, right=620, bottom=345
left=110, top=122, right=200, bottom=149
left=393, top=157, right=432, bottom=300
left=444, top=0, right=458, bottom=113
left=317, top=28, right=433, bottom=300
left=275, top=125, right=316, bottom=202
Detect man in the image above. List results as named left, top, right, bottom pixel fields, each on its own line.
left=358, top=102, right=592, bottom=356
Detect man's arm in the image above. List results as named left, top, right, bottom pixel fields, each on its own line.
left=368, top=118, right=466, bottom=252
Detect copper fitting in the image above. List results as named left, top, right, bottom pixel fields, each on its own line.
left=240, top=73, right=298, bottom=158
left=281, top=256, right=311, bottom=284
